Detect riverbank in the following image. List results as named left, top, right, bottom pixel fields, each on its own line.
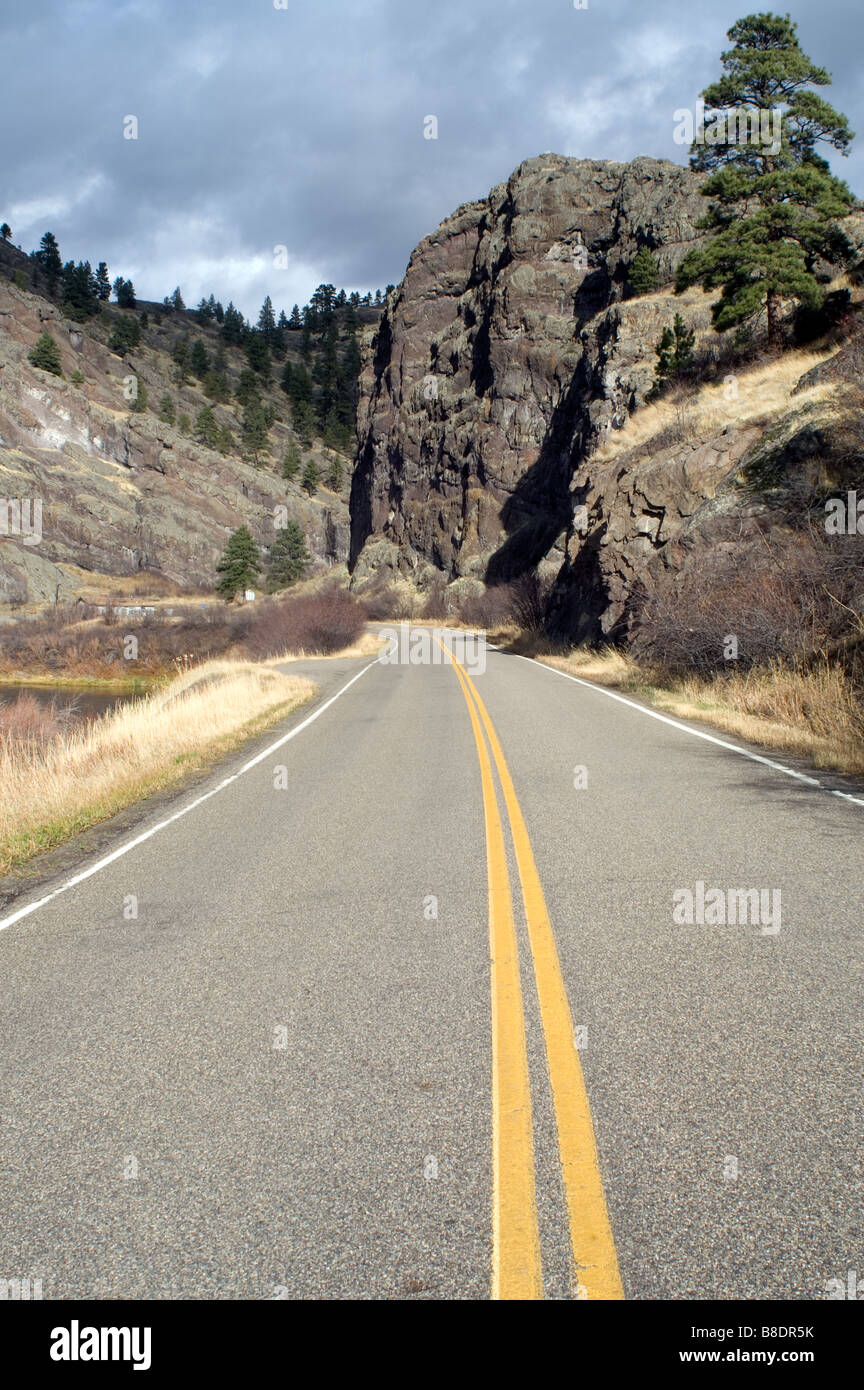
left=0, top=660, right=316, bottom=876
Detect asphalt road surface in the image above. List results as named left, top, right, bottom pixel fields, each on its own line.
left=0, top=633, right=861, bottom=1301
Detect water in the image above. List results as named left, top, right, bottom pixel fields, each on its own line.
left=0, top=683, right=137, bottom=727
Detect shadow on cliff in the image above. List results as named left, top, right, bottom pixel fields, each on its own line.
left=484, top=364, right=590, bottom=587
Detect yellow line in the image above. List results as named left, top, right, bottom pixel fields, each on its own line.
left=450, top=645, right=624, bottom=1301
left=444, top=645, right=543, bottom=1300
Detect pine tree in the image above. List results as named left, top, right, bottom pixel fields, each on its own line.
left=159, top=392, right=176, bottom=425
left=301, top=458, right=320, bottom=494
left=28, top=331, right=63, bottom=375
left=61, top=260, right=100, bottom=319
left=246, top=331, right=271, bottom=380
left=293, top=398, right=317, bottom=447
left=96, top=262, right=111, bottom=301
left=221, top=301, right=245, bottom=345
left=627, top=248, right=660, bottom=296
left=282, top=441, right=301, bottom=481
left=235, top=368, right=261, bottom=408
left=109, top=315, right=141, bottom=354
left=267, top=521, right=309, bottom=590
left=113, top=277, right=136, bottom=308
left=288, top=304, right=302, bottom=329
left=171, top=286, right=185, bottom=311
left=326, top=457, right=344, bottom=490
left=172, top=335, right=191, bottom=382
left=651, top=313, right=695, bottom=392
left=215, top=422, right=235, bottom=455
left=676, top=12, right=856, bottom=343
left=130, top=376, right=148, bottom=413
left=0, top=223, right=11, bottom=241
left=195, top=405, right=221, bottom=448
left=216, top=526, right=261, bottom=599
left=35, top=232, right=62, bottom=292
left=273, top=310, right=288, bottom=360
left=257, top=295, right=277, bottom=346
left=241, top=399, right=271, bottom=464
left=190, top=339, right=210, bottom=378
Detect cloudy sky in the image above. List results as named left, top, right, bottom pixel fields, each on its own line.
left=2, top=0, right=862, bottom=318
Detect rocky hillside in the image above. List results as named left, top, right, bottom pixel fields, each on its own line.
left=349, top=154, right=863, bottom=639
left=0, top=241, right=358, bottom=608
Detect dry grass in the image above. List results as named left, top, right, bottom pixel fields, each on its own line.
left=0, top=660, right=315, bottom=875
left=591, top=346, right=840, bottom=468
left=266, top=629, right=383, bottom=663
left=541, top=648, right=864, bottom=777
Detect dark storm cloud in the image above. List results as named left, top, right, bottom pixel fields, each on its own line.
left=2, top=0, right=861, bottom=317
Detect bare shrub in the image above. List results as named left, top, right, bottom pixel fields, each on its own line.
left=243, top=588, right=365, bottom=658
left=420, top=575, right=449, bottom=619
left=630, top=528, right=864, bottom=681
left=508, top=571, right=553, bottom=633
left=359, top=579, right=414, bottom=620
left=456, top=584, right=515, bottom=628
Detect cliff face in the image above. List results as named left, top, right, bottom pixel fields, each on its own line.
left=349, top=155, right=709, bottom=597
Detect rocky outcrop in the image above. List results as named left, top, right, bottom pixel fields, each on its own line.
left=350, top=155, right=708, bottom=594
left=0, top=278, right=350, bottom=606
left=349, top=153, right=863, bottom=640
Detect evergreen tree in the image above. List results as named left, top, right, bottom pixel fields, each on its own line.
left=257, top=295, right=277, bottom=345
left=190, top=339, right=210, bottom=378
left=214, top=301, right=225, bottom=323
left=171, top=286, right=185, bottom=311
left=215, top=422, right=235, bottom=455
left=221, top=301, right=245, bottom=345
left=651, top=313, right=696, bottom=392
left=28, top=331, right=63, bottom=375
left=245, top=330, right=271, bottom=379
left=676, top=12, right=856, bottom=343
left=96, top=262, right=111, bottom=301
left=293, top=398, right=317, bottom=447
left=203, top=366, right=231, bottom=403
left=109, top=315, right=141, bottom=354
left=61, top=260, right=100, bottom=318
left=172, top=334, right=191, bottom=382
left=281, top=441, right=301, bottom=481
left=326, top=457, right=344, bottom=490
left=273, top=309, right=288, bottom=359
left=288, top=303, right=302, bottom=329
left=35, top=231, right=62, bottom=291
left=215, top=525, right=261, bottom=599
left=241, top=398, right=271, bottom=464
left=235, top=368, right=261, bottom=407
left=129, top=376, right=148, bottom=413
left=627, top=248, right=661, bottom=296
left=113, top=277, right=136, bottom=308
left=195, top=405, right=221, bottom=448
left=0, top=223, right=11, bottom=241
left=159, top=392, right=176, bottom=425
left=301, top=458, right=320, bottom=494
left=267, top=521, right=309, bottom=590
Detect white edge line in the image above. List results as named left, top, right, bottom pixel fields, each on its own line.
left=510, top=652, right=864, bottom=807
left=0, top=657, right=382, bottom=934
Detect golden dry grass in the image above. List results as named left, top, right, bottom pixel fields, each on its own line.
left=541, top=649, right=864, bottom=776
left=0, top=659, right=316, bottom=875
left=590, top=346, right=840, bottom=468
left=265, top=629, right=384, bottom=663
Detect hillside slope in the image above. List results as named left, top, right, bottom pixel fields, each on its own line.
left=0, top=241, right=360, bottom=607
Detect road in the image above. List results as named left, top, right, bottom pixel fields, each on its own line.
left=0, top=632, right=861, bottom=1300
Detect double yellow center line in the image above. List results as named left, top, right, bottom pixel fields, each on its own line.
left=439, top=639, right=623, bottom=1302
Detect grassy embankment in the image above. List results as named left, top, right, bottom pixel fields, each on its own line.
left=534, top=645, right=864, bottom=778
left=0, top=660, right=316, bottom=877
